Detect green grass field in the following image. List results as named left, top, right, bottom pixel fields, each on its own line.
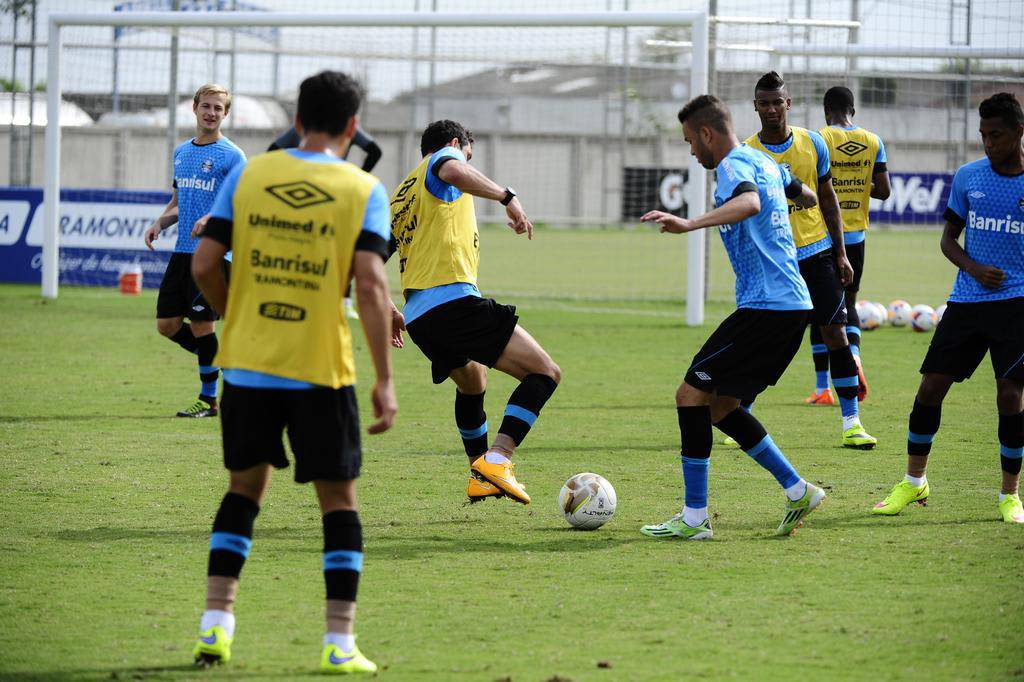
left=2, top=229, right=1021, bottom=681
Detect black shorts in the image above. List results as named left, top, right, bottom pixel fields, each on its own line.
left=845, top=239, right=865, bottom=295
left=156, top=252, right=219, bottom=321
left=799, top=249, right=848, bottom=327
left=220, top=382, right=362, bottom=483
left=405, top=295, right=519, bottom=384
left=919, top=298, right=1024, bottom=383
left=685, top=308, right=811, bottom=402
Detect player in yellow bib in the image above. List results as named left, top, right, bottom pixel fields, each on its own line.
left=389, top=120, right=561, bottom=506
left=813, top=86, right=891, bottom=402
left=745, top=71, right=877, bottom=450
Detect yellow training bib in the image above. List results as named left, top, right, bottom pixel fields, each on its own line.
left=819, top=126, right=881, bottom=233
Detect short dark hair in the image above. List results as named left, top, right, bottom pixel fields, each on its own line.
left=296, top=71, right=364, bottom=137
left=823, top=86, right=855, bottom=114
left=677, top=94, right=733, bottom=135
left=420, top=119, right=474, bottom=157
left=978, top=92, right=1024, bottom=129
left=755, top=70, right=786, bottom=95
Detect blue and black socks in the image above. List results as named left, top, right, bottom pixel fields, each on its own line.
left=678, top=405, right=712, bottom=525
left=715, top=407, right=804, bottom=499
left=170, top=322, right=199, bottom=353
left=498, top=374, right=558, bottom=446
left=907, top=400, right=941, bottom=457
left=829, top=347, right=860, bottom=425
left=455, top=389, right=488, bottom=462
left=208, top=492, right=259, bottom=581
left=999, top=411, right=1024, bottom=476
left=195, top=333, right=220, bottom=405
left=809, top=326, right=829, bottom=393
left=322, top=510, right=362, bottom=603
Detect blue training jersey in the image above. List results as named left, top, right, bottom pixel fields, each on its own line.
left=172, top=136, right=246, bottom=253
left=944, top=157, right=1024, bottom=303
left=714, top=145, right=813, bottom=311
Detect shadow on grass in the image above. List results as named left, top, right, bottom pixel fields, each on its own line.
left=0, top=415, right=185, bottom=423
left=371, top=532, right=643, bottom=559
left=0, top=664, right=322, bottom=680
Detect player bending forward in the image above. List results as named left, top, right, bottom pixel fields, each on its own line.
left=873, top=93, right=1024, bottom=524
left=640, top=94, right=826, bottom=539
left=389, top=119, right=560, bottom=505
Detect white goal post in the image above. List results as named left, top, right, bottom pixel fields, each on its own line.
left=42, top=10, right=711, bottom=324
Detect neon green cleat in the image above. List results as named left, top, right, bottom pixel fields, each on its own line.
left=842, top=423, right=877, bottom=450
left=776, top=483, right=826, bottom=536
left=999, top=494, right=1024, bottom=523
left=872, top=479, right=929, bottom=515
left=320, top=641, right=378, bottom=674
left=640, top=513, right=713, bottom=540
left=720, top=435, right=740, bottom=447
left=192, top=626, right=232, bottom=666
left=177, top=397, right=217, bottom=418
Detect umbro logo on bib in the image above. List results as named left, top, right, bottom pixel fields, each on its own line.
left=836, top=141, right=868, bottom=157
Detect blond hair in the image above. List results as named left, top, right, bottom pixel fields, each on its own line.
left=193, top=83, right=231, bottom=112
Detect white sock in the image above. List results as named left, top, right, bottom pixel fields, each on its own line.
left=682, top=506, right=708, bottom=527
left=325, top=632, right=356, bottom=652
left=905, top=474, right=926, bottom=487
left=784, top=480, right=807, bottom=501
left=484, top=451, right=510, bottom=465
left=842, top=415, right=861, bottom=431
left=200, top=609, right=235, bottom=636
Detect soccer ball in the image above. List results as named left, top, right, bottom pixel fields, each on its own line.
left=856, top=299, right=883, bottom=330
left=935, top=303, right=947, bottom=323
left=888, top=300, right=913, bottom=327
left=872, top=302, right=888, bottom=326
left=558, top=473, right=617, bottom=530
left=911, top=304, right=937, bottom=332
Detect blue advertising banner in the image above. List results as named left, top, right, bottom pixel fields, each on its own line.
left=0, top=187, right=175, bottom=288
left=869, top=172, right=953, bottom=224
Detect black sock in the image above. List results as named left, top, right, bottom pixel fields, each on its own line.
left=908, top=400, right=942, bottom=457
left=714, top=408, right=768, bottom=451
left=999, top=411, right=1024, bottom=475
left=170, top=323, right=198, bottom=353
left=208, top=492, right=260, bottom=579
left=322, top=510, right=362, bottom=602
left=195, top=333, right=219, bottom=403
left=829, top=346, right=859, bottom=402
left=498, top=374, right=558, bottom=446
left=455, top=390, right=488, bottom=462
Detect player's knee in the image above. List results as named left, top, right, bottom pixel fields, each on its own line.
left=821, top=324, right=848, bottom=348
left=544, top=360, right=562, bottom=386
left=192, top=321, right=215, bottom=337
left=916, top=375, right=949, bottom=406
left=156, top=318, right=181, bottom=338
left=996, top=381, right=1024, bottom=414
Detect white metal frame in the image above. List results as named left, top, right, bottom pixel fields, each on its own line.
left=43, top=10, right=710, bottom=324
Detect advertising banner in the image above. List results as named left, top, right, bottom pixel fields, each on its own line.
left=869, top=172, right=952, bottom=224
left=0, top=187, right=174, bottom=288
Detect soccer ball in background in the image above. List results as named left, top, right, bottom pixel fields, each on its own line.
left=935, top=303, right=947, bottom=323
left=856, top=299, right=883, bottom=330
left=558, top=473, right=617, bottom=530
left=872, top=302, right=888, bottom=326
left=911, top=304, right=937, bottom=332
left=888, top=300, right=913, bottom=327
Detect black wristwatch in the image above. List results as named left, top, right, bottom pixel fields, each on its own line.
left=500, top=186, right=517, bottom=206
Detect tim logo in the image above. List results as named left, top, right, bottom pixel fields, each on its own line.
left=201, top=159, right=213, bottom=173
left=266, top=181, right=335, bottom=209
left=259, top=302, right=307, bottom=322
left=839, top=200, right=861, bottom=210
left=836, top=141, right=868, bottom=157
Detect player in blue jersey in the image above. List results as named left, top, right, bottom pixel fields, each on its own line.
left=638, top=94, right=827, bottom=539
left=144, top=84, right=246, bottom=418
left=873, top=93, right=1024, bottom=524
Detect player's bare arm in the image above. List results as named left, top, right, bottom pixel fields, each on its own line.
left=817, top=177, right=854, bottom=285
left=192, top=236, right=229, bottom=316
left=643, top=191, right=759, bottom=234
left=353, top=250, right=398, bottom=434
left=437, top=159, right=533, bottom=240
left=190, top=213, right=212, bottom=238
left=790, top=181, right=818, bottom=209
left=870, top=170, right=891, bottom=200
left=389, top=299, right=406, bottom=349
left=144, top=189, right=179, bottom=250
left=939, top=219, right=1006, bottom=288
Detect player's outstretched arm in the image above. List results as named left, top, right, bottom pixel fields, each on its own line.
left=642, top=191, right=760, bottom=234
left=438, top=160, right=533, bottom=239
left=192, top=234, right=229, bottom=315
left=353, top=251, right=397, bottom=434
left=144, top=190, right=179, bottom=250
left=939, top=220, right=1005, bottom=288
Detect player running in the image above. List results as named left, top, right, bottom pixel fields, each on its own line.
left=388, top=119, right=560, bottom=506
left=144, top=84, right=246, bottom=418
left=190, top=71, right=396, bottom=672
left=872, top=92, right=1024, bottom=524
left=745, top=71, right=877, bottom=449
left=639, top=94, right=826, bottom=539
left=810, top=86, right=891, bottom=402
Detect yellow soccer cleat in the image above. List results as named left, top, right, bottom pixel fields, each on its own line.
left=466, top=473, right=505, bottom=503
left=842, top=423, right=878, bottom=450
left=999, top=494, right=1024, bottom=523
left=872, top=479, right=929, bottom=515
left=192, top=626, right=232, bottom=666
left=471, top=454, right=531, bottom=504
left=320, top=642, right=378, bottom=674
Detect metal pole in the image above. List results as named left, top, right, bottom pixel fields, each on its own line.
left=619, top=0, right=630, bottom=227
left=42, top=16, right=61, bottom=299
left=686, top=8, right=708, bottom=326
left=428, top=0, right=437, bottom=123
left=167, top=0, right=180, bottom=188
left=229, top=0, right=237, bottom=130
left=27, top=0, right=36, bottom=185
left=962, top=0, right=973, bottom=168
left=9, top=4, right=19, bottom=186
left=600, top=0, right=611, bottom=223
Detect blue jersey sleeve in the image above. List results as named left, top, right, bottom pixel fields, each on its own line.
left=875, top=135, right=887, bottom=164
left=716, top=153, right=758, bottom=199
left=210, top=162, right=245, bottom=221
left=809, top=130, right=831, bottom=178
left=361, top=182, right=390, bottom=240
left=424, top=147, right=466, bottom=202
left=778, top=162, right=794, bottom=188
left=945, top=164, right=970, bottom=222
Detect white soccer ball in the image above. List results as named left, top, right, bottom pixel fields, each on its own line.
left=911, top=304, right=937, bottom=332
left=935, top=303, right=947, bottom=323
left=558, top=472, right=617, bottom=530
left=872, top=302, right=889, bottom=326
left=856, top=299, right=882, bottom=331
left=888, top=300, right=913, bottom=327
